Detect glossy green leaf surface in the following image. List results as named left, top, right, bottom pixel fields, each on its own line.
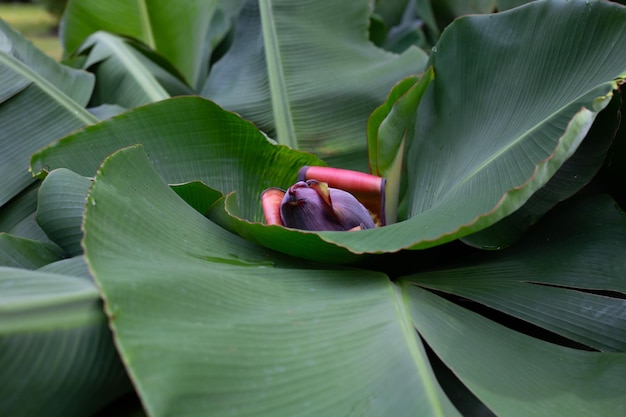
left=0, top=19, right=96, bottom=207
left=83, top=145, right=461, bottom=417
left=202, top=0, right=428, bottom=170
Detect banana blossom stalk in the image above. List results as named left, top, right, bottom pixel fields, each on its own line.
left=261, top=166, right=386, bottom=231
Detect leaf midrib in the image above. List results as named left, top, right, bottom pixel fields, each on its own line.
left=93, top=32, right=170, bottom=102
left=0, top=52, right=98, bottom=125
left=258, top=0, right=298, bottom=149
left=391, top=280, right=446, bottom=416
left=136, top=0, right=156, bottom=49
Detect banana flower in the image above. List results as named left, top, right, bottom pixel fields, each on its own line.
left=261, top=166, right=386, bottom=231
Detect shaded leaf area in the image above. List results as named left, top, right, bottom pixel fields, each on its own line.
left=601, top=83, right=626, bottom=210
left=88, top=103, right=127, bottom=120
left=36, top=168, right=92, bottom=257
left=83, top=145, right=461, bottom=417
left=409, top=285, right=626, bottom=416
left=496, top=0, right=536, bottom=11
left=60, top=0, right=238, bottom=89
left=31, top=96, right=323, bottom=222
left=74, top=32, right=192, bottom=109
left=416, top=0, right=496, bottom=45
left=0, top=267, right=131, bottom=417
left=170, top=181, right=223, bottom=215
left=91, top=393, right=149, bottom=417
left=203, top=0, right=428, bottom=171
left=409, top=194, right=626, bottom=352
left=0, top=233, right=64, bottom=269
left=38, top=256, right=92, bottom=281
left=374, top=0, right=535, bottom=53
left=0, top=183, right=52, bottom=243
left=373, top=0, right=430, bottom=54
left=462, top=92, right=623, bottom=249
left=0, top=19, right=97, bottom=207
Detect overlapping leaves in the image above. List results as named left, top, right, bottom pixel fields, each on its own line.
left=1, top=0, right=626, bottom=416
left=80, top=142, right=626, bottom=417
left=31, top=0, right=626, bottom=262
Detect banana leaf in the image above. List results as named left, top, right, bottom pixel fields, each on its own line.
left=0, top=20, right=96, bottom=207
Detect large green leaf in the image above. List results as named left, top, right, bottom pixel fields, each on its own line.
left=81, top=130, right=626, bottom=417
left=30, top=96, right=367, bottom=263
left=410, top=195, right=626, bottom=352
left=0, top=19, right=97, bottom=207
left=61, top=0, right=232, bottom=89
left=408, top=286, right=626, bottom=416
left=30, top=97, right=324, bottom=221
left=0, top=267, right=131, bottom=417
left=202, top=0, right=428, bottom=170
left=462, top=92, right=622, bottom=249
left=83, top=145, right=461, bottom=417
left=204, top=0, right=626, bottom=260
left=405, top=0, right=626, bottom=231
left=30, top=2, right=626, bottom=264
left=405, top=0, right=626, bottom=238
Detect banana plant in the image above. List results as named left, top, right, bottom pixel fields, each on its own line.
left=1, top=1, right=626, bottom=416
